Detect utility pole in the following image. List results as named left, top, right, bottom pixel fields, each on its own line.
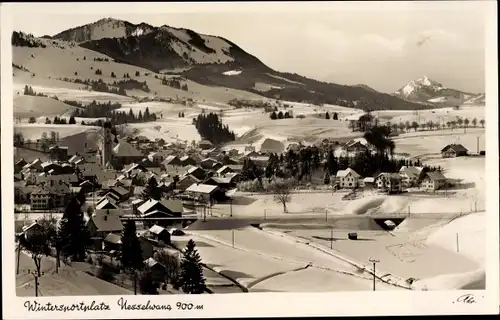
left=477, top=136, right=480, bottom=154
left=456, top=233, right=460, bottom=253
left=369, top=258, right=379, bottom=291
left=407, top=205, right=410, bottom=217
left=232, top=229, right=235, bottom=248
left=230, top=198, right=233, bottom=217
left=330, top=227, right=333, bottom=249
left=325, top=210, right=328, bottom=222
left=25, top=270, right=44, bottom=297
left=264, top=209, right=267, bottom=220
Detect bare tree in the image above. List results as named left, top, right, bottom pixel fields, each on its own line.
left=18, top=223, right=52, bottom=276
left=268, top=178, right=294, bottom=213
left=154, top=250, right=181, bottom=289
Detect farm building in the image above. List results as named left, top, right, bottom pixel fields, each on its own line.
left=420, top=171, right=447, bottom=191
left=441, top=144, right=468, bottom=158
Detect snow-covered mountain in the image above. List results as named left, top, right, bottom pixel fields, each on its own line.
left=393, top=76, right=485, bottom=106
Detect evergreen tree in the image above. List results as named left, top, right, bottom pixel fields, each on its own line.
left=270, top=111, right=277, bottom=120
left=333, top=112, right=338, bottom=120
left=68, top=116, right=76, bottom=124
left=325, top=112, right=330, bottom=119
left=179, top=239, right=206, bottom=294
left=58, top=196, right=90, bottom=261
left=278, top=111, right=284, bottom=119
left=144, top=107, right=151, bottom=122
left=120, top=221, right=144, bottom=271
left=142, top=176, right=162, bottom=200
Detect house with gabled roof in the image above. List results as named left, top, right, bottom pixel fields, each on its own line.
left=113, top=139, right=143, bottom=165
left=148, top=225, right=171, bottom=243
left=161, top=155, right=183, bottom=167
left=200, top=158, right=219, bottom=170
left=144, top=257, right=166, bottom=281
left=375, top=172, right=403, bottom=194
left=105, top=186, right=130, bottom=203
left=198, top=139, right=213, bottom=150
left=87, top=209, right=124, bottom=239
left=420, top=171, right=447, bottom=191
left=335, top=168, right=361, bottom=189
left=399, top=166, right=424, bottom=187
left=180, top=155, right=197, bottom=166
left=441, top=144, right=468, bottom=158
left=185, top=183, right=222, bottom=204
left=95, top=196, right=119, bottom=210
left=186, top=166, right=206, bottom=181
left=177, top=174, right=201, bottom=191
left=216, top=165, right=234, bottom=176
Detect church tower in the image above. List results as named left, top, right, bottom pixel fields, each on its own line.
left=101, top=122, right=113, bottom=167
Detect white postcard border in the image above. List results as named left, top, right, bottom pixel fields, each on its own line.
left=1, top=2, right=498, bottom=319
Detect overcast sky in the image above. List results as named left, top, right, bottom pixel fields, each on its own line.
left=8, top=2, right=487, bottom=93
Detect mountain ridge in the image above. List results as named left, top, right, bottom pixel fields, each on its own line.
left=393, top=75, right=485, bottom=106
left=12, top=18, right=462, bottom=111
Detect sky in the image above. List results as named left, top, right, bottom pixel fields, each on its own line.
left=7, top=2, right=487, bottom=94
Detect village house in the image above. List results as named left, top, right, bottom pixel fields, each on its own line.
left=112, top=140, right=144, bottom=166
left=200, top=158, right=218, bottom=170
left=104, top=186, right=130, bottom=203
left=177, top=175, right=201, bottom=191
left=87, top=209, right=124, bottom=239
left=185, top=183, right=223, bottom=204
left=15, top=159, right=27, bottom=174
left=180, top=155, right=197, bottom=166
left=161, top=155, right=183, bottom=170
left=343, top=139, right=369, bottom=154
left=216, top=165, right=234, bottom=176
left=399, top=166, right=424, bottom=187
left=30, top=181, right=72, bottom=210
left=162, top=164, right=187, bottom=177
left=148, top=225, right=171, bottom=244
left=103, top=233, right=122, bottom=252
left=198, top=139, right=213, bottom=150
left=136, top=199, right=184, bottom=225
left=143, top=258, right=166, bottom=282
left=21, top=221, right=44, bottom=240
left=148, top=152, right=165, bottom=166
left=420, top=171, right=447, bottom=191
left=186, top=166, right=207, bottom=181
left=375, top=173, right=403, bottom=194
left=441, top=144, right=469, bottom=158
left=204, top=173, right=242, bottom=190
left=335, top=168, right=361, bottom=189
left=95, top=196, right=120, bottom=210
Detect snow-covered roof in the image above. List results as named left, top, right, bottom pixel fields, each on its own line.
left=186, top=183, right=219, bottom=194
left=336, top=168, right=361, bottom=178
left=149, top=225, right=166, bottom=235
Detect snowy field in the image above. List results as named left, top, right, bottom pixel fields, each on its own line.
left=14, top=123, right=101, bottom=141
left=179, top=227, right=401, bottom=292
left=16, top=251, right=131, bottom=296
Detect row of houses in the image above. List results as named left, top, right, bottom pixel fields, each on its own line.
left=336, top=166, right=448, bottom=193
